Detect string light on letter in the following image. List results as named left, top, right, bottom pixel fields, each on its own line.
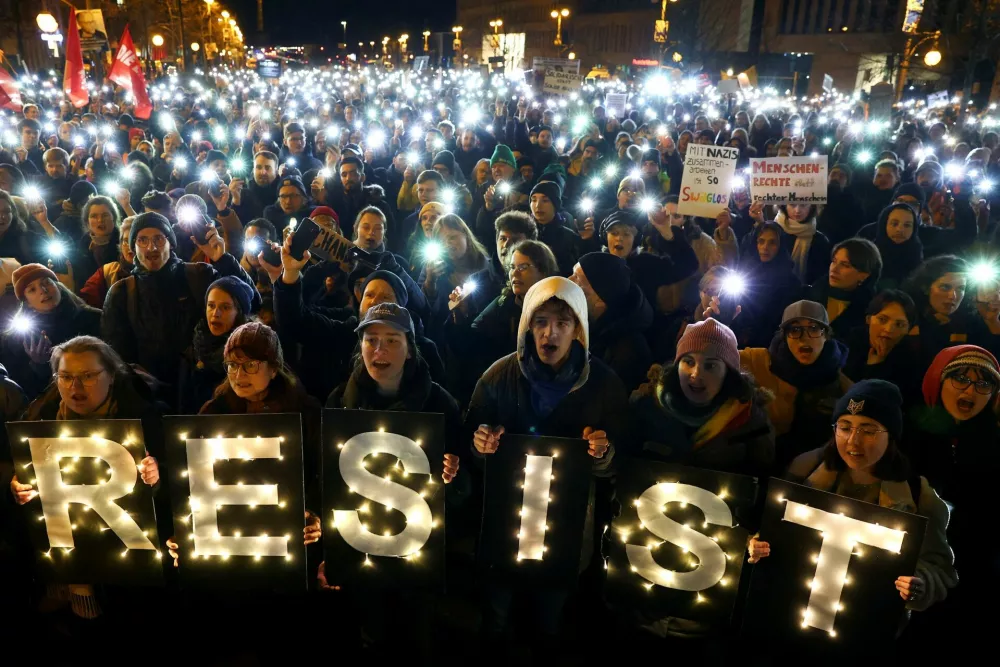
left=28, top=437, right=155, bottom=551
left=517, top=455, right=554, bottom=561
left=187, top=437, right=288, bottom=558
left=782, top=501, right=905, bottom=633
left=333, top=432, right=432, bottom=558
left=625, top=482, right=732, bottom=591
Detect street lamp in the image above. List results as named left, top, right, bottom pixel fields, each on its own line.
left=152, top=34, right=165, bottom=47
left=191, top=42, right=201, bottom=52
left=550, top=8, right=569, bottom=47
left=399, top=33, right=409, bottom=53
left=341, top=21, right=347, bottom=43
left=422, top=30, right=431, bottom=51
left=221, top=10, right=229, bottom=19
left=36, top=12, right=58, bottom=33
left=895, top=29, right=942, bottom=101
left=452, top=25, right=463, bottom=48
left=489, top=19, right=503, bottom=34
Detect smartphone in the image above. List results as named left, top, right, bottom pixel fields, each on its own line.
left=260, top=242, right=282, bottom=267
left=717, top=291, right=740, bottom=322
left=348, top=245, right=378, bottom=270
left=288, top=218, right=322, bottom=261
left=186, top=215, right=212, bottom=245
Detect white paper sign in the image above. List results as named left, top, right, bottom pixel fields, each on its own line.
left=749, top=157, right=828, bottom=205
left=543, top=69, right=581, bottom=96
left=605, top=93, right=628, bottom=119
left=677, top=144, right=740, bottom=218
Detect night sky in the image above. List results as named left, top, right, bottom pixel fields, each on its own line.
left=229, top=0, right=456, bottom=47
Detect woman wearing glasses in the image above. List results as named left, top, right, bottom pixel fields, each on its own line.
left=748, top=380, right=957, bottom=619
left=9, top=335, right=162, bottom=620
left=905, top=346, right=999, bottom=632
left=740, top=300, right=852, bottom=472
left=1, top=263, right=101, bottom=400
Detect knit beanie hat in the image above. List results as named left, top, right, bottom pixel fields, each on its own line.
left=922, top=345, right=1000, bottom=406
left=432, top=150, right=456, bottom=173
left=893, top=182, right=927, bottom=208
left=128, top=212, right=178, bottom=250
left=276, top=175, right=308, bottom=198
left=578, top=252, right=631, bottom=305
left=128, top=128, right=145, bottom=144
left=12, top=263, right=58, bottom=301
left=118, top=114, right=135, bottom=128
left=618, top=176, right=646, bottom=196
left=419, top=201, right=446, bottom=219
left=126, top=150, right=150, bottom=167
left=309, top=206, right=340, bottom=224
left=224, top=321, right=283, bottom=367
left=69, top=180, right=98, bottom=208
left=829, top=162, right=853, bottom=184
left=205, top=149, right=228, bottom=165
left=490, top=144, right=516, bottom=169
left=675, top=317, right=740, bottom=371
left=516, top=156, right=535, bottom=170
left=641, top=149, right=661, bottom=167
left=530, top=181, right=562, bottom=212
left=915, top=159, right=944, bottom=181
left=206, top=276, right=254, bottom=316
left=832, top=379, right=904, bottom=441
left=361, top=270, right=408, bottom=308
left=626, top=145, right=644, bottom=163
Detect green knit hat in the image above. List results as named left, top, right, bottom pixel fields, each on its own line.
left=490, top=144, right=516, bottom=169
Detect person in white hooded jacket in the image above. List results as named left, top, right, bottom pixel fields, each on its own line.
left=466, top=275, right=628, bottom=662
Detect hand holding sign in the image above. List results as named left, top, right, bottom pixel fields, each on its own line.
left=474, top=424, right=505, bottom=454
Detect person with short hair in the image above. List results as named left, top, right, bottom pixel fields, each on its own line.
left=805, top=237, right=883, bottom=342
left=843, top=289, right=919, bottom=395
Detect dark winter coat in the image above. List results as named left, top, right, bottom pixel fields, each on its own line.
left=326, top=185, right=396, bottom=249
left=101, top=254, right=259, bottom=386
left=589, top=281, right=655, bottom=391
left=536, top=219, right=582, bottom=277
left=233, top=179, right=279, bottom=224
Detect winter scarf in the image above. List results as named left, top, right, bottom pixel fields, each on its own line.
left=523, top=340, right=586, bottom=419
left=661, top=391, right=752, bottom=448
left=874, top=206, right=923, bottom=284
left=775, top=210, right=817, bottom=282
left=191, top=318, right=230, bottom=373
left=768, top=330, right=848, bottom=390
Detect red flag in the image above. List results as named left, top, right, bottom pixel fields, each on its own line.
left=108, top=25, right=152, bottom=120
left=0, top=67, right=22, bottom=112
left=63, top=7, right=89, bottom=108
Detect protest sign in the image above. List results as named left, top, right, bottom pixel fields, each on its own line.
left=543, top=69, right=581, bottom=96
left=323, top=409, right=446, bottom=588
left=531, top=57, right=580, bottom=75
left=677, top=144, right=740, bottom=218
left=749, top=157, right=827, bottom=205
left=744, top=478, right=927, bottom=648
left=162, top=414, right=308, bottom=591
left=607, top=460, right=756, bottom=625
left=7, top=419, right=163, bottom=586
left=257, top=59, right=282, bottom=79
left=605, top=93, right=628, bottom=119
left=479, top=435, right=592, bottom=586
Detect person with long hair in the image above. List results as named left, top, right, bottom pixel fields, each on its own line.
left=843, top=290, right=919, bottom=398
left=418, top=213, right=489, bottom=342
left=805, top=238, right=882, bottom=342
left=870, top=202, right=923, bottom=290
left=0, top=190, right=43, bottom=265
left=68, top=195, right=121, bottom=293
left=735, top=222, right=803, bottom=347
left=771, top=202, right=831, bottom=284
left=1, top=264, right=101, bottom=399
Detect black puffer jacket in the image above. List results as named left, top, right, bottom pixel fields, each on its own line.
left=0, top=291, right=102, bottom=399
left=101, top=254, right=259, bottom=386
left=589, top=281, right=654, bottom=391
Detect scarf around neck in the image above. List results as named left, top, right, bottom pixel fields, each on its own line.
left=191, top=318, right=230, bottom=373
left=768, top=330, right=847, bottom=390
left=775, top=210, right=817, bottom=281
left=523, top=340, right=586, bottom=419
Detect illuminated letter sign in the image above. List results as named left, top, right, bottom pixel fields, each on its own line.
left=323, top=409, right=446, bottom=588
left=607, top=460, right=755, bottom=624
left=7, top=420, right=163, bottom=585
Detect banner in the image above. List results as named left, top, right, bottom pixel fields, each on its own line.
left=531, top=57, right=580, bottom=75
left=748, top=157, right=827, bottom=205
left=677, top=144, right=740, bottom=218
left=63, top=7, right=90, bottom=109
left=310, top=224, right=353, bottom=262
left=257, top=59, right=282, bottom=79
left=162, top=414, right=308, bottom=591
left=6, top=420, right=163, bottom=585
left=108, top=26, right=153, bottom=120
left=744, top=478, right=927, bottom=647
left=322, top=409, right=446, bottom=588
left=75, top=9, right=110, bottom=54
left=607, top=460, right=756, bottom=625
left=479, top=435, right=592, bottom=585
left=0, top=67, right=23, bottom=112
left=542, top=69, right=581, bottom=96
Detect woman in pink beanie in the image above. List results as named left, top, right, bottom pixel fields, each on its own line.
left=630, top=317, right=775, bottom=479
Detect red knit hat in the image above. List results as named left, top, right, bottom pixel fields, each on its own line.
left=922, top=345, right=1000, bottom=406
left=675, top=318, right=740, bottom=371
left=309, top=206, right=339, bottom=224
left=12, top=263, right=58, bottom=301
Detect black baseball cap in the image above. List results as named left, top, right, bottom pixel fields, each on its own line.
left=355, top=302, right=413, bottom=334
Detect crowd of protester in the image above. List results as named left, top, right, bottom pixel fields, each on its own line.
left=0, top=66, right=998, bottom=661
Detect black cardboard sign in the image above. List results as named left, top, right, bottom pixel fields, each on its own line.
left=162, top=414, right=308, bottom=592
left=6, top=419, right=164, bottom=586
left=743, top=478, right=927, bottom=648
left=479, top=434, right=592, bottom=586
left=322, top=409, right=446, bottom=588
left=606, top=459, right=756, bottom=625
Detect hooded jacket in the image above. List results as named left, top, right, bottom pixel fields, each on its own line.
left=735, top=227, right=803, bottom=348
left=868, top=203, right=924, bottom=290
left=858, top=198, right=977, bottom=259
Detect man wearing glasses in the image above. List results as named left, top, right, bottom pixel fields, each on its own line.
left=263, top=175, right=315, bottom=233
left=100, top=212, right=260, bottom=398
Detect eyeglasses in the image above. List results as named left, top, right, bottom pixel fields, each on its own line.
left=833, top=422, right=887, bottom=441
left=510, top=262, right=536, bottom=274
left=786, top=324, right=825, bottom=339
left=225, top=360, right=263, bottom=376
left=54, top=369, right=106, bottom=388
left=620, top=188, right=638, bottom=195
left=948, top=374, right=997, bottom=395
left=136, top=235, right=168, bottom=249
